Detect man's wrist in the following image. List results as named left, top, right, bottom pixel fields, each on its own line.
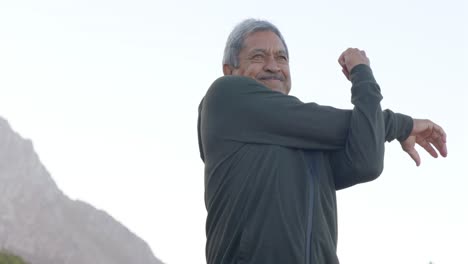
left=350, top=64, right=376, bottom=84
left=397, top=114, right=414, bottom=142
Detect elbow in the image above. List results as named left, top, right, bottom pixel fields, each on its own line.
left=350, top=143, right=385, bottom=184
left=350, top=159, right=384, bottom=184
left=334, top=162, right=383, bottom=191
left=335, top=158, right=384, bottom=191
left=334, top=146, right=386, bottom=190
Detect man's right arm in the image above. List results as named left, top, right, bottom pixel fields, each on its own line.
left=201, top=68, right=398, bottom=154
left=202, top=48, right=397, bottom=153
left=201, top=75, right=353, bottom=151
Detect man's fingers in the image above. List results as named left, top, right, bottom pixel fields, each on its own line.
left=338, top=53, right=346, bottom=67
left=338, top=48, right=358, bottom=66
left=439, top=141, right=448, bottom=157
left=406, top=147, right=421, bottom=167
left=411, top=119, right=448, bottom=159
left=431, top=122, right=447, bottom=142
left=341, top=67, right=350, bottom=80
left=416, top=138, right=438, bottom=158
left=438, top=124, right=447, bottom=142
left=430, top=135, right=448, bottom=157
left=429, top=123, right=448, bottom=157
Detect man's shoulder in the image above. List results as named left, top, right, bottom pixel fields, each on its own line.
left=200, top=76, right=269, bottom=119
left=212, top=75, right=257, bottom=86
left=207, top=75, right=260, bottom=96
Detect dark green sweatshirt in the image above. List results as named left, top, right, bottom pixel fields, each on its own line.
left=197, top=65, right=413, bottom=264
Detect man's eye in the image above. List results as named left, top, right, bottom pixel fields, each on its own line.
left=251, top=54, right=263, bottom=60
left=278, top=56, right=288, bottom=61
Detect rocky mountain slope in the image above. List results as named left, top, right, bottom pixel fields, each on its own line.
left=0, top=117, right=164, bottom=264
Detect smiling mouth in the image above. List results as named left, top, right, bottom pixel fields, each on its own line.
left=259, top=77, right=284, bottom=81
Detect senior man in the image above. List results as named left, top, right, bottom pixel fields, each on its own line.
left=197, top=19, right=447, bottom=264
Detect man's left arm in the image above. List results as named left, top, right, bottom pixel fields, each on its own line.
left=328, top=60, right=387, bottom=190
left=331, top=58, right=448, bottom=190
left=331, top=110, right=408, bottom=190
left=333, top=114, right=447, bottom=190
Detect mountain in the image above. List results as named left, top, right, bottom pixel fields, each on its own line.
left=0, top=117, right=164, bottom=264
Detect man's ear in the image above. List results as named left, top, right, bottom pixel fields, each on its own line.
left=223, top=64, right=233, bottom=76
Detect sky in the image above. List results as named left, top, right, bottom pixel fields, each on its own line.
left=0, top=0, right=466, bottom=263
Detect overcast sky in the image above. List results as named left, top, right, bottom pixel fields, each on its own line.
left=0, top=0, right=466, bottom=263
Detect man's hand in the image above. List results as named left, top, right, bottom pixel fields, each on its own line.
left=400, top=119, right=448, bottom=166
left=338, top=48, right=371, bottom=80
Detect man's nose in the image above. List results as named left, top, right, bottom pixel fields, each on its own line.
left=263, top=57, right=280, bottom=72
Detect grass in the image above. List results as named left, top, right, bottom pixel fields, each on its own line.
left=0, top=251, right=27, bottom=264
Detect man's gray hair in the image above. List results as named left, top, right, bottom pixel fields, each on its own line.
left=222, top=19, right=289, bottom=68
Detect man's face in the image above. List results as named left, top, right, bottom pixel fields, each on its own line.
left=224, top=30, right=291, bottom=95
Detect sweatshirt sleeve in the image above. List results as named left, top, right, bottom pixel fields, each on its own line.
left=201, top=76, right=353, bottom=151
left=330, top=110, right=413, bottom=191
left=201, top=65, right=391, bottom=150
left=329, top=65, right=385, bottom=189
left=199, top=65, right=413, bottom=172
left=383, top=110, right=413, bottom=142
left=330, top=67, right=414, bottom=190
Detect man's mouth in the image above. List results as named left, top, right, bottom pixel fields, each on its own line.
left=259, top=76, right=284, bottom=81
